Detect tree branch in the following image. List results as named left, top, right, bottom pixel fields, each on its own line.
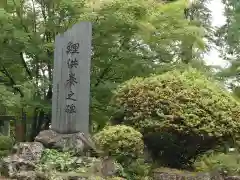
left=3, top=38, right=33, bottom=80
left=12, top=0, right=31, bottom=39
left=93, top=38, right=128, bottom=87
left=20, top=52, right=33, bottom=79
left=0, top=60, right=24, bottom=97
left=94, top=65, right=112, bottom=87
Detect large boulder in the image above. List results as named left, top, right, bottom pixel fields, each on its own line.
left=225, top=177, right=240, bottom=180
left=73, top=156, right=117, bottom=176
left=0, top=142, right=44, bottom=178
left=12, top=142, right=44, bottom=161
left=38, top=149, right=120, bottom=178
left=13, top=171, right=39, bottom=180
left=152, top=168, right=224, bottom=180
left=35, top=130, right=96, bottom=155
left=5, top=170, right=125, bottom=180
left=42, top=172, right=125, bottom=180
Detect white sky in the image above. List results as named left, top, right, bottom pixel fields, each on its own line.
left=204, top=0, right=228, bottom=68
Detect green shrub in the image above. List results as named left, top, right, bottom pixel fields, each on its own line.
left=107, top=177, right=126, bottom=180
left=0, top=135, right=13, bottom=150
left=194, top=152, right=240, bottom=175
left=0, top=150, right=10, bottom=157
left=0, top=135, right=13, bottom=158
left=37, top=149, right=126, bottom=178
left=93, top=125, right=144, bottom=164
left=112, top=68, right=240, bottom=168
left=123, top=158, right=151, bottom=180
left=37, top=149, right=75, bottom=172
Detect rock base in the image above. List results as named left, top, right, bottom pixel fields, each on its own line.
left=35, top=130, right=96, bottom=155
left=152, top=168, right=240, bottom=180
left=0, top=142, right=44, bottom=178
left=0, top=130, right=120, bottom=180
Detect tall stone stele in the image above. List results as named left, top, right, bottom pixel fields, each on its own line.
left=51, top=22, right=92, bottom=135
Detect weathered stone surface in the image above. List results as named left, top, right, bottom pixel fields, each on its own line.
left=0, top=177, right=16, bottom=180
left=13, top=171, right=38, bottom=180
left=0, top=142, right=44, bottom=178
left=35, top=130, right=96, bottom=155
left=13, top=142, right=44, bottom=161
left=152, top=169, right=240, bottom=180
left=152, top=167, right=240, bottom=180
left=225, top=176, right=240, bottom=180
left=1, top=155, right=35, bottom=177
left=43, top=172, right=123, bottom=180
left=100, top=156, right=118, bottom=177
left=69, top=156, right=119, bottom=177
left=152, top=168, right=216, bottom=180
left=48, top=172, right=102, bottom=180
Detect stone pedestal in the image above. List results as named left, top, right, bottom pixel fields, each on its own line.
left=35, top=129, right=96, bottom=155
left=0, top=130, right=121, bottom=180
left=0, top=142, right=44, bottom=178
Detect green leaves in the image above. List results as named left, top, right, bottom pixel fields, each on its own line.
left=0, top=135, right=13, bottom=150
left=0, top=0, right=211, bottom=133
left=216, top=0, right=240, bottom=90
left=194, top=152, right=240, bottom=175
left=90, top=0, right=208, bottom=128
left=0, top=8, right=7, bottom=20
left=111, top=68, right=240, bottom=167
left=38, top=149, right=75, bottom=172
left=93, top=125, right=144, bottom=164
left=0, top=135, right=13, bottom=157
left=113, top=67, right=240, bottom=136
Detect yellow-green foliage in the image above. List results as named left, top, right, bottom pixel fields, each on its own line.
left=0, top=136, right=13, bottom=150
left=194, top=152, right=240, bottom=175
left=0, top=135, right=13, bottom=157
left=93, top=125, right=144, bottom=163
left=107, top=177, right=126, bottom=180
left=112, top=68, right=240, bottom=168
left=113, top=68, right=240, bottom=137
left=124, top=158, right=151, bottom=180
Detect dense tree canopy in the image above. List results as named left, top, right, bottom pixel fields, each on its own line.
left=2, top=0, right=240, bottom=179
left=0, top=0, right=211, bottom=137
left=216, top=0, right=240, bottom=93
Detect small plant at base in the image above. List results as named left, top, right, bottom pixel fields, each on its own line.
left=123, top=158, right=151, bottom=180
left=37, top=149, right=75, bottom=172
left=0, top=135, right=13, bottom=158
left=194, top=151, right=240, bottom=175
left=93, top=125, right=144, bottom=164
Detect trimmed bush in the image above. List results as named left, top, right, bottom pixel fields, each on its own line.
left=0, top=135, right=13, bottom=158
left=0, top=135, right=13, bottom=150
left=93, top=125, right=144, bottom=164
left=0, top=150, right=10, bottom=157
left=123, top=158, right=151, bottom=180
left=112, top=68, right=240, bottom=168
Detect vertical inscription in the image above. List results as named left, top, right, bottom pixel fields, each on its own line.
left=65, top=41, right=80, bottom=114
left=52, top=22, right=92, bottom=134
left=56, top=84, right=60, bottom=113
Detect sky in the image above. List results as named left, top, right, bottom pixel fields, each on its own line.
left=204, top=0, right=228, bottom=68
